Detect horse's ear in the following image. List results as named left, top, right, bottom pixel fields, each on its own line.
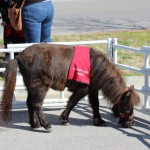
left=126, top=85, right=140, bottom=106
left=125, top=85, right=134, bottom=96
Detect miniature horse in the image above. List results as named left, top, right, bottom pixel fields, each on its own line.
left=1, top=43, right=140, bottom=132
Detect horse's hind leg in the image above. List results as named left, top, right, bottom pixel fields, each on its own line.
left=26, top=93, right=40, bottom=128
left=60, top=85, right=88, bottom=125
left=27, top=88, right=51, bottom=132
left=88, top=88, right=106, bottom=126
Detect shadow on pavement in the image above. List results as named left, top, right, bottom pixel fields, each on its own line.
left=0, top=100, right=149, bottom=148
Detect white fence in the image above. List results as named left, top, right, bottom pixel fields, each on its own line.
left=0, top=39, right=111, bottom=108
left=0, top=39, right=150, bottom=111
left=110, top=38, right=150, bottom=110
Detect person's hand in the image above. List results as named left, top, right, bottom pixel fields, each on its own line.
left=1, top=21, right=7, bottom=27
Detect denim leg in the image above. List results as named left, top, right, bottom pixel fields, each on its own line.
left=22, top=1, right=54, bottom=43
left=41, top=1, right=54, bottom=42
left=22, top=18, right=41, bottom=43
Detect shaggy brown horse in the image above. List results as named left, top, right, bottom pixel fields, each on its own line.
left=1, top=43, right=140, bottom=132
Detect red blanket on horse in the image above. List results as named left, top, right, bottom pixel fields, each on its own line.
left=67, top=46, right=90, bottom=84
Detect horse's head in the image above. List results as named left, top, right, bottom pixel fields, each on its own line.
left=112, top=85, right=140, bottom=128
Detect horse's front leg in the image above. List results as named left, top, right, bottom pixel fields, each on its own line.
left=88, top=88, right=106, bottom=126
left=60, top=85, right=88, bottom=125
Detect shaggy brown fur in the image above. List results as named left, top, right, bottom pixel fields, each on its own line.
left=111, top=86, right=139, bottom=128
left=1, top=43, right=140, bottom=131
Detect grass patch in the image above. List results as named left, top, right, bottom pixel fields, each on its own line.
left=0, top=39, right=3, bottom=45
left=1, top=29, right=150, bottom=76
left=52, top=30, right=150, bottom=48
left=52, top=30, right=150, bottom=76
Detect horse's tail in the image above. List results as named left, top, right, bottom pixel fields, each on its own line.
left=1, top=59, right=18, bottom=122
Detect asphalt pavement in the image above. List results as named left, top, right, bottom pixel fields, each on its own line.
left=0, top=98, right=149, bottom=150
left=1, top=0, right=150, bottom=38
left=0, top=76, right=150, bottom=150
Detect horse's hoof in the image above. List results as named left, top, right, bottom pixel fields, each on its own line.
left=30, top=122, right=41, bottom=129
left=60, top=120, right=70, bottom=126
left=59, top=114, right=70, bottom=125
left=44, top=124, right=52, bottom=133
left=93, top=118, right=107, bottom=126
left=94, top=122, right=107, bottom=126
left=45, top=127, right=52, bottom=133
left=60, top=118, right=70, bottom=125
left=122, top=121, right=132, bottom=128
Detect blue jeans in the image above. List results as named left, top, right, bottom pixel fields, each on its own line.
left=22, top=0, right=54, bottom=43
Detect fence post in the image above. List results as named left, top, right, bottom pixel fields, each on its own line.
left=10, top=52, right=15, bottom=59
left=112, top=38, right=118, bottom=64
left=60, top=91, right=65, bottom=100
left=141, top=46, right=150, bottom=110
left=101, top=38, right=118, bottom=108
left=106, top=38, right=113, bottom=60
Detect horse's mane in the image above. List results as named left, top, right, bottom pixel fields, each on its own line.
left=90, top=48, right=126, bottom=104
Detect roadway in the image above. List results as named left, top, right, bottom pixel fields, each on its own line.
left=52, top=0, right=150, bottom=35
left=0, top=0, right=150, bottom=38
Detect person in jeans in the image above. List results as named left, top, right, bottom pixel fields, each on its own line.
left=22, top=0, right=54, bottom=43
left=12, top=0, right=54, bottom=43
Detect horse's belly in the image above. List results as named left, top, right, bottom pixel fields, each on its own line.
left=51, top=81, right=66, bottom=91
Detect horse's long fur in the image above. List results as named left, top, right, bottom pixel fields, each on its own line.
left=1, top=59, right=18, bottom=121
left=89, top=48, right=126, bottom=103
left=1, top=43, right=139, bottom=126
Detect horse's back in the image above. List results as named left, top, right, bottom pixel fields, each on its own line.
left=19, top=43, right=74, bottom=59
left=17, top=43, right=75, bottom=91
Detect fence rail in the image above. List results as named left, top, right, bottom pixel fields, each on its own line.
left=0, top=39, right=111, bottom=109
left=0, top=39, right=150, bottom=111
left=111, top=38, right=150, bottom=110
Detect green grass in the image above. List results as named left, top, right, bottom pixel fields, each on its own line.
left=1, top=29, right=150, bottom=76
left=52, top=30, right=150, bottom=48
left=52, top=30, right=150, bottom=76
left=0, top=39, right=3, bottom=45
